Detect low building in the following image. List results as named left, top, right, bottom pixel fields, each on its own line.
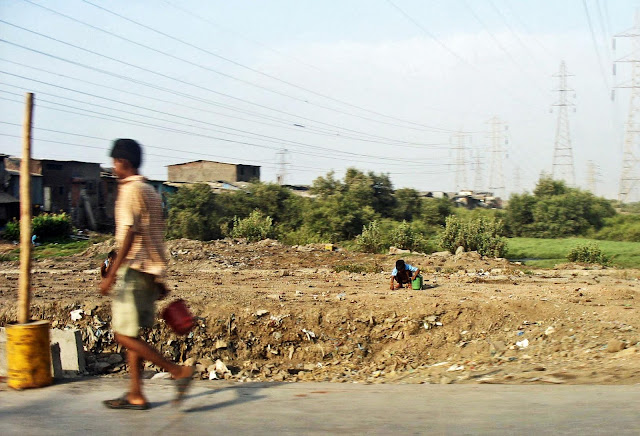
left=168, top=160, right=260, bottom=183
left=6, top=158, right=101, bottom=229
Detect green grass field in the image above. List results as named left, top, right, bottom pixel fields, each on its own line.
left=0, top=239, right=92, bottom=261
left=505, top=237, right=640, bottom=269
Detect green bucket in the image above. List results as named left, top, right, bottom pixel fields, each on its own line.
left=411, top=275, right=423, bottom=290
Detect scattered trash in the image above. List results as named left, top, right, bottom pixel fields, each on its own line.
left=302, top=328, right=316, bottom=341
left=517, top=331, right=524, bottom=336
left=544, top=326, right=556, bottom=336
left=70, top=309, right=84, bottom=321
left=447, top=364, right=464, bottom=372
left=151, top=372, right=172, bottom=380
left=336, top=293, right=346, bottom=301
left=516, top=339, right=529, bottom=349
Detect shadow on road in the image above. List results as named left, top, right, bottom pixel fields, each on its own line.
left=183, top=382, right=277, bottom=413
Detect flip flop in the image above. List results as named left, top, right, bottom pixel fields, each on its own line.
left=173, top=365, right=196, bottom=405
left=103, top=393, right=149, bottom=411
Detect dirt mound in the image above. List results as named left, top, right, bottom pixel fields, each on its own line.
left=1, top=239, right=638, bottom=385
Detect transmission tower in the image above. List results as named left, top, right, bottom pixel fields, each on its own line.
left=451, top=131, right=471, bottom=192
left=512, top=165, right=522, bottom=195
left=614, top=13, right=640, bottom=203
left=487, top=116, right=506, bottom=198
left=551, top=61, right=576, bottom=186
left=586, top=160, right=600, bottom=195
left=473, top=149, right=485, bottom=192
left=275, top=148, right=289, bottom=185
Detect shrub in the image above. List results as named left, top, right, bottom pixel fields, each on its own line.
left=567, top=243, right=609, bottom=265
left=230, top=210, right=275, bottom=242
left=2, top=213, right=72, bottom=241
left=439, top=215, right=507, bottom=257
left=355, top=220, right=384, bottom=253
left=390, top=220, right=415, bottom=250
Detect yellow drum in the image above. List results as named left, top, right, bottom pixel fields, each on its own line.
left=6, top=320, right=52, bottom=389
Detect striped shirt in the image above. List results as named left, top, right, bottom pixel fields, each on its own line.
left=115, top=175, right=167, bottom=276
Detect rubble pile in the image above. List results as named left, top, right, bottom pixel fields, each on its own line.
left=0, top=238, right=638, bottom=384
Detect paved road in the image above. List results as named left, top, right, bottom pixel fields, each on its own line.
left=1, top=378, right=639, bottom=435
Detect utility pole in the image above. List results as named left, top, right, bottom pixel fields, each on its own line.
left=614, top=12, right=640, bottom=203
left=275, top=148, right=289, bottom=185
left=451, top=131, right=471, bottom=192
left=551, top=61, right=576, bottom=186
left=487, top=116, right=506, bottom=199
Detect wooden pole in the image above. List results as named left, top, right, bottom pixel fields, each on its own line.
left=18, top=93, right=33, bottom=324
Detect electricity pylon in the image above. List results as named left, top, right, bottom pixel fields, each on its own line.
left=473, top=149, right=485, bottom=192
left=451, top=131, right=471, bottom=192
left=551, top=61, right=576, bottom=186
left=615, top=13, right=640, bottom=203
left=586, top=160, right=600, bottom=195
left=487, top=116, right=506, bottom=199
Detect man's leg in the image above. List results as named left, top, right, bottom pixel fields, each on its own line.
left=115, top=334, right=193, bottom=380
left=126, top=348, right=146, bottom=405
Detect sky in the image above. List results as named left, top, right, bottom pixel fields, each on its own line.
left=0, top=0, right=638, bottom=200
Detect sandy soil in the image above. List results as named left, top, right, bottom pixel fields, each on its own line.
left=1, top=238, right=638, bottom=385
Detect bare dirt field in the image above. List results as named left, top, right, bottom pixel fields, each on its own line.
left=1, top=238, right=638, bottom=385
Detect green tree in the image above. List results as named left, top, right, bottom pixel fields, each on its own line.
left=505, top=177, right=616, bottom=238
left=166, top=184, right=222, bottom=240
left=393, top=188, right=422, bottom=221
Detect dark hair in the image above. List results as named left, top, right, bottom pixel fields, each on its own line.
left=110, top=138, right=142, bottom=169
left=395, top=259, right=405, bottom=271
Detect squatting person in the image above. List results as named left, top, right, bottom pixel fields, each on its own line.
left=390, top=259, right=420, bottom=290
left=100, top=138, right=194, bottom=410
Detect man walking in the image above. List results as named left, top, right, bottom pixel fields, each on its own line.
left=100, top=139, right=193, bottom=410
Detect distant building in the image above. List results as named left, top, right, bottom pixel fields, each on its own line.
left=168, top=160, right=260, bottom=184
left=6, top=158, right=101, bottom=229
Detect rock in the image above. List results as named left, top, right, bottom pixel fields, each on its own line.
left=107, top=353, right=123, bottom=365
left=215, top=339, right=228, bottom=349
left=93, top=362, right=111, bottom=373
left=607, top=339, right=625, bottom=353
left=184, top=357, right=196, bottom=367
left=388, top=246, right=411, bottom=255
left=431, top=251, right=452, bottom=258
left=303, top=363, right=316, bottom=371
left=544, top=326, right=556, bottom=336
left=255, top=309, right=269, bottom=317
left=151, top=372, right=172, bottom=380
left=272, top=332, right=283, bottom=340
left=490, top=341, right=507, bottom=354
left=455, top=246, right=465, bottom=255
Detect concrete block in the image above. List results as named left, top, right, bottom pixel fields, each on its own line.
left=0, top=327, right=6, bottom=376
left=50, top=342, right=63, bottom=379
left=0, top=327, right=86, bottom=377
left=50, top=329, right=86, bottom=374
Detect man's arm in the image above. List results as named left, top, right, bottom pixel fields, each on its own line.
left=99, top=226, right=136, bottom=295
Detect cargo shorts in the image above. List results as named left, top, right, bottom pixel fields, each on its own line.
left=111, top=267, right=160, bottom=337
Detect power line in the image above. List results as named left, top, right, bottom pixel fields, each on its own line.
left=79, top=0, right=458, bottom=133
left=0, top=36, right=454, bottom=147
left=18, top=1, right=462, bottom=134
left=460, top=0, right=547, bottom=95
left=160, top=0, right=323, bottom=74
left=0, top=58, right=452, bottom=149
left=582, top=0, right=612, bottom=94
left=0, top=94, right=453, bottom=169
left=385, top=0, right=536, bottom=107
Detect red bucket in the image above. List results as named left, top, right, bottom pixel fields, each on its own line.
left=161, top=299, right=194, bottom=335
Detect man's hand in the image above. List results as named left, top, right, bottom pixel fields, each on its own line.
left=99, top=274, right=116, bottom=296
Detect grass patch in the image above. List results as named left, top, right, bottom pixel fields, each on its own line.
left=0, top=239, right=93, bottom=261
left=506, top=237, right=640, bottom=268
